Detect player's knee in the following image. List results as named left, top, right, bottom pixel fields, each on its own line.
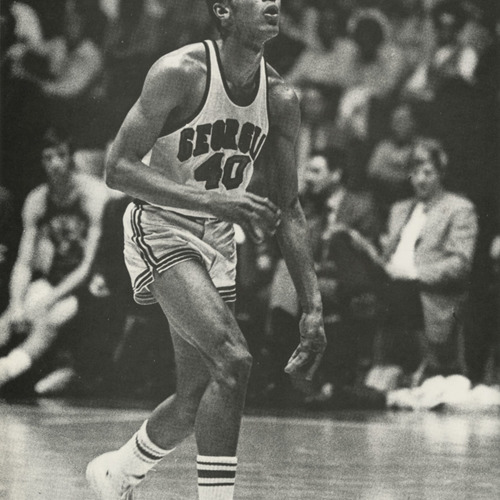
left=215, top=348, right=253, bottom=391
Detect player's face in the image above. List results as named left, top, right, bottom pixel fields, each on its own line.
left=42, top=144, right=72, bottom=183
left=229, top=0, right=281, bottom=44
left=410, top=155, right=442, bottom=201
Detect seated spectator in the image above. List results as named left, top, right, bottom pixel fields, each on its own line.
left=296, top=84, right=339, bottom=190
left=1, top=1, right=48, bottom=204
left=265, top=150, right=381, bottom=403
left=0, top=129, right=107, bottom=390
left=16, top=0, right=106, bottom=150
left=285, top=3, right=353, bottom=91
left=343, top=9, right=407, bottom=98
left=333, top=10, right=407, bottom=189
left=367, top=101, right=418, bottom=221
left=403, top=0, right=469, bottom=103
left=383, top=0, right=432, bottom=69
left=105, top=0, right=213, bottom=135
left=377, top=138, right=478, bottom=385
left=308, top=151, right=382, bottom=395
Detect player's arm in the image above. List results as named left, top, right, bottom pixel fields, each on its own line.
left=106, top=54, right=280, bottom=240
left=46, top=186, right=106, bottom=307
left=264, top=78, right=326, bottom=380
left=9, top=191, right=43, bottom=317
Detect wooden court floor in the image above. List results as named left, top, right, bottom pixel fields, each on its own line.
left=0, top=399, right=499, bottom=500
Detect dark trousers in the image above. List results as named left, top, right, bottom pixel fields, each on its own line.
left=374, top=280, right=423, bottom=372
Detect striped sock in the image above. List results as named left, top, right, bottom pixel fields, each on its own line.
left=114, top=420, right=174, bottom=479
left=197, top=455, right=237, bottom=500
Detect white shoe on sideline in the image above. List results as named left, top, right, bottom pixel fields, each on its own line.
left=86, top=451, right=141, bottom=499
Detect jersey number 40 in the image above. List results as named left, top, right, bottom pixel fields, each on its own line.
left=194, top=153, right=251, bottom=190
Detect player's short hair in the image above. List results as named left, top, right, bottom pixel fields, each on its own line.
left=410, top=138, right=448, bottom=178
left=41, top=128, right=74, bottom=155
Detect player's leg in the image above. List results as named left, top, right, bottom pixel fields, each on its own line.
left=87, top=323, right=211, bottom=499
left=148, top=262, right=251, bottom=499
left=145, top=321, right=210, bottom=449
left=87, top=260, right=248, bottom=500
left=149, top=262, right=251, bottom=455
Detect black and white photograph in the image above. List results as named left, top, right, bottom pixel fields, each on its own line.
left=0, top=0, right=499, bottom=498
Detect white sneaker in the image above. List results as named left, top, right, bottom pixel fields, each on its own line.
left=86, top=452, right=142, bottom=499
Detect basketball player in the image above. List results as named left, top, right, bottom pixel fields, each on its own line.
left=86, top=1, right=326, bottom=499
left=0, top=129, right=107, bottom=389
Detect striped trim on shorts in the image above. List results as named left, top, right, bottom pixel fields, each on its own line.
left=123, top=202, right=237, bottom=306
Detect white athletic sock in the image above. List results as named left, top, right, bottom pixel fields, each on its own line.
left=197, top=455, right=237, bottom=500
left=113, top=420, right=174, bottom=479
left=1, top=349, right=32, bottom=379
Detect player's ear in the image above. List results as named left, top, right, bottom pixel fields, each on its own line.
left=213, top=2, right=230, bottom=23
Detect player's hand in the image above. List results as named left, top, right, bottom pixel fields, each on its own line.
left=284, top=310, right=326, bottom=381
left=209, top=192, right=281, bottom=243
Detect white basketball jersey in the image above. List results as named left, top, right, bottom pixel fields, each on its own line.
left=143, top=40, right=270, bottom=218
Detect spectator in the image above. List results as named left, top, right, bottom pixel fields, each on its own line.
left=383, top=0, right=432, bottom=68
left=333, top=10, right=407, bottom=189
left=265, top=0, right=319, bottom=76
left=296, top=85, right=338, bottom=190
left=343, top=9, right=407, bottom=98
left=279, top=0, right=318, bottom=47
left=307, top=150, right=382, bottom=396
left=417, top=1, right=499, bottom=384
left=377, top=138, right=478, bottom=385
left=265, top=150, right=381, bottom=403
left=403, top=0, right=470, bottom=103
left=286, top=3, right=353, bottom=91
left=367, top=101, right=418, bottom=221
left=17, top=0, right=106, bottom=150
left=0, top=129, right=107, bottom=391
left=1, top=0, right=48, bottom=204
left=105, top=0, right=212, bottom=135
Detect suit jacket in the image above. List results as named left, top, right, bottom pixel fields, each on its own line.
left=311, top=189, right=381, bottom=257
left=312, top=190, right=382, bottom=313
left=270, top=189, right=381, bottom=316
left=382, top=191, right=478, bottom=342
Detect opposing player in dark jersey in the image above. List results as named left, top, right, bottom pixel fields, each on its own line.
left=0, top=129, right=107, bottom=390
left=86, top=1, right=326, bottom=499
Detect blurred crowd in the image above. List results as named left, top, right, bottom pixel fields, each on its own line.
left=0, top=0, right=499, bottom=408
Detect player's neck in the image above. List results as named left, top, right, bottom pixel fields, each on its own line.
left=216, top=38, right=263, bottom=91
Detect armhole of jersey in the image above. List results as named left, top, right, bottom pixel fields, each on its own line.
left=158, top=41, right=211, bottom=137
left=264, top=60, right=271, bottom=125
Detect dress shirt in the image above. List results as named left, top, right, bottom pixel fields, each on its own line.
left=387, top=202, right=427, bottom=280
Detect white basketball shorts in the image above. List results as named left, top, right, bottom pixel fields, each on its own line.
left=123, top=201, right=237, bottom=305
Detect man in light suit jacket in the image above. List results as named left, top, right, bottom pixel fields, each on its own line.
left=380, top=138, right=478, bottom=385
